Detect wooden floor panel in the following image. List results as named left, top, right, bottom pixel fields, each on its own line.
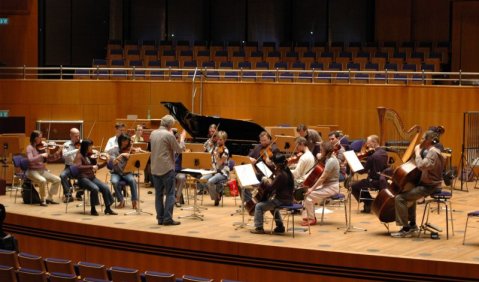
left=2, top=164, right=479, bottom=281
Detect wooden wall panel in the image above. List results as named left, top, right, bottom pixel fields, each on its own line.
left=413, top=0, right=450, bottom=42
left=375, top=0, right=412, bottom=42
left=0, top=79, right=478, bottom=167
left=452, top=1, right=479, bottom=72
left=0, top=0, right=37, bottom=67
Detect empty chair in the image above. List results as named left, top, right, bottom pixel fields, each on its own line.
left=0, top=249, right=19, bottom=269
left=17, top=252, right=45, bottom=272
left=143, top=271, right=175, bottom=282
left=16, top=268, right=48, bottom=282
left=109, top=266, right=140, bottom=282
left=237, top=61, right=252, bottom=69
left=0, top=265, right=16, bottom=282
left=76, top=261, right=108, bottom=280
left=182, top=274, right=214, bottom=282
left=463, top=210, right=479, bottom=245
left=291, top=61, right=305, bottom=70
left=44, top=257, right=75, bottom=275
left=48, top=272, right=78, bottom=282
left=310, top=62, right=323, bottom=70
left=273, top=61, right=287, bottom=70
left=219, top=61, right=233, bottom=69
left=12, top=155, right=28, bottom=201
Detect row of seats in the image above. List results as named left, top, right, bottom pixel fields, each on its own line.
left=0, top=249, right=236, bottom=281
left=104, top=40, right=450, bottom=71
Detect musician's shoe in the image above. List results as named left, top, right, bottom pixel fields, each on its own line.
left=361, top=204, right=371, bottom=213
left=390, top=227, right=415, bottom=238
left=301, top=218, right=317, bottom=226
left=132, top=200, right=138, bottom=210
left=214, top=198, right=220, bottom=206
left=163, top=220, right=181, bottom=226
left=104, top=208, right=118, bottom=215
left=250, top=227, right=266, bottom=234
left=90, top=209, right=99, bottom=216
left=116, top=200, right=125, bottom=209
left=63, top=196, right=74, bottom=203
left=39, top=201, right=48, bottom=207
left=46, top=199, right=59, bottom=205
left=175, top=202, right=182, bottom=208
left=273, top=226, right=285, bottom=234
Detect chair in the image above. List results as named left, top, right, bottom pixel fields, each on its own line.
left=463, top=210, right=479, bottom=245
left=0, top=265, right=16, bottom=282
left=17, top=252, right=45, bottom=272
left=76, top=261, right=108, bottom=280
left=320, top=193, right=347, bottom=225
left=418, top=189, right=454, bottom=239
left=44, top=257, right=75, bottom=275
left=12, top=155, right=28, bottom=201
left=182, top=274, right=214, bottom=282
left=16, top=268, right=48, bottom=282
left=272, top=203, right=310, bottom=238
left=48, top=272, right=78, bottom=282
left=0, top=248, right=19, bottom=269
left=142, top=271, right=175, bottom=282
left=109, top=266, right=140, bottom=282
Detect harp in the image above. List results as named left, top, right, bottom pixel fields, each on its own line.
left=377, top=107, right=422, bottom=165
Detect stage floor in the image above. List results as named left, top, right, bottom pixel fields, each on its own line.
left=2, top=163, right=479, bottom=281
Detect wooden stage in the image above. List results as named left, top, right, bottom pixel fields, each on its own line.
left=2, top=164, right=479, bottom=281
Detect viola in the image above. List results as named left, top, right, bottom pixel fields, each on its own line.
left=357, top=147, right=375, bottom=160
left=260, top=147, right=273, bottom=162
left=287, top=152, right=303, bottom=165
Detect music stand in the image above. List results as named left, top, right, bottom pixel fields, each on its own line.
left=123, top=152, right=152, bottom=216
left=274, top=135, right=296, bottom=155
left=233, top=164, right=259, bottom=229
left=229, top=155, right=253, bottom=217
left=179, top=152, right=214, bottom=221
left=340, top=150, right=367, bottom=233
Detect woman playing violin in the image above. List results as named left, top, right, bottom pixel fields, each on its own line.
left=25, top=130, right=61, bottom=206
left=289, top=137, right=315, bottom=185
left=74, top=139, right=117, bottom=216
left=351, top=135, right=389, bottom=213
left=109, top=134, right=141, bottom=209
left=302, top=140, right=340, bottom=226
left=198, top=130, right=230, bottom=206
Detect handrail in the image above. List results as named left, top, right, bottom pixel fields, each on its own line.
left=0, top=66, right=478, bottom=86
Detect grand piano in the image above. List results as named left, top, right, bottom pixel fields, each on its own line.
left=161, top=102, right=265, bottom=156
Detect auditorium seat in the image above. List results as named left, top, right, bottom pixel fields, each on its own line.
left=123, top=40, right=139, bottom=57
left=0, top=265, right=16, bottom=282
left=283, top=51, right=298, bottom=68
left=77, top=261, right=109, bottom=280
left=44, top=257, right=76, bottom=275
left=273, top=61, right=287, bottom=70
left=142, top=270, right=176, bottom=282
left=0, top=249, right=19, bottom=269
left=265, top=51, right=281, bottom=68
left=16, top=267, right=48, bottom=282
left=226, top=41, right=241, bottom=59
left=309, top=62, right=324, bottom=70
left=317, top=52, right=333, bottom=66
left=140, top=40, right=156, bottom=56
left=48, top=272, right=78, bottom=282
left=294, top=41, right=309, bottom=58
left=129, top=60, right=146, bottom=80
left=311, top=42, right=327, bottom=55
left=160, top=50, right=176, bottom=68
left=389, top=52, right=406, bottom=66
left=213, top=50, right=228, bottom=66
left=125, top=49, right=141, bottom=63
left=362, top=41, right=378, bottom=54
left=290, top=61, right=305, bottom=70
left=106, top=39, right=122, bottom=55
left=209, top=41, right=225, bottom=58
left=176, top=40, right=191, bottom=55
left=182, top=274, right=214, bottom=282
left=335, top=51, right=352, bottom=69
left=195, top=50, right=211, bottom=67
left=158, top=40, right=173, bottom=55
left=107, top=48, right=123, bottom=62
left=193, top=40, right=208, bottom=58
left=261, top=41, right=276, bottom=57
left=353, top=51, right=369, bottom=70
left=407, top=52, right=424, bottom=65
left=109, top=266, right=141, bottom=282
left=345, top=41, right=361, bottom=57
left=143, top=50, right=158, bottom=66
left=243, top=41, right=258, bottom=58
left=178, top=50, right=194, bottom=67
left=17, top=252, right=45, bottom=272
left=230, top=51, right=245, bottom=68
left=300, top=51, right=316, bottom=69
left=248, top=51, right=263, bottom=66
left=330, top=41, right=344, bottom=58
left=278, top=41, right=292, bottom=58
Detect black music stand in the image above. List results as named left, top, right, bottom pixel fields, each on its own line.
left=340, top=150, right=367, bottom=234
left=233, top=164, right=260, bottom=229
left=123, top=152, right=152, bottom=216
left=179, top=169, right=214, bottom=221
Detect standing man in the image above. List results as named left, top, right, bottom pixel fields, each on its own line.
left=391, top=130, right=445, bottom=238
left=150, top=115, right=186, bottom=226
left=60, top=128, right=81, bottom=202
left=296, top=124, right=322, bottom=157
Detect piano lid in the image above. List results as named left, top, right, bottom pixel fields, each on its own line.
left=161, top=102, right=265, bottom=155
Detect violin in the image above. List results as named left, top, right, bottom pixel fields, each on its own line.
left=287, top=152, right=303, bottom=165
left=357, top=147, right=375, bottom=160
left=260, top=147, right=273, bottom=162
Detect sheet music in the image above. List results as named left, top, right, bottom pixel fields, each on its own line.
left=181, top=168, right=215, bottom=175
left=344, top=150, right=364, bottom=173
left=234, top=164, right=260, bottom=187
left=255, top=161, right=273, bottom=178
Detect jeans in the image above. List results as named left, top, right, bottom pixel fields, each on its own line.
left=60, top=165, right=73, bottom=196
left=78, top=177, right=113, bottom=207
left=199, top=173, right=227, bottom=201
left=152, top=170, right=176, bottom=224
left=395, top=185, right=437, bottom=227
left=111, top=173, right=138, bottom=201
left=253, top=198, right=284, bottom=229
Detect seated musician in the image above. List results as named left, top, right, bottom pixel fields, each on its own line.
left=198, top=130, right=230, bottom=206
left=26, top=130, right=61, bottom=206
left=109, top=134, right=141, bottom=209
left=131, top=124, right=145, bottom=143
left=250, top=153, right=294, bottom=234
left=203, top=123, right=218, bottom=153
left=60, top=128, right=81, bottom=203
left=351, top=135, right=389, bottom=213
left=74, top=139, right=117, bottom=216
left=302, top=141, right=340, bottom=226
left=105, top=122, right=126, bottom=155
left=391, top=130, right=445, bottom=238
left=296, top=124, right=322, bottom=157
left=289, top=137, right=315, bottom=185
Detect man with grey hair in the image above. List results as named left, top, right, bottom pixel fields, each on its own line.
left=60, top=128, right=81, bottom=202
left=150, top=114, right=186, bottom=226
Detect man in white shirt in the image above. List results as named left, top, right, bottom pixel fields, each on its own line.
left=290, top=137, right=315, bottom=185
